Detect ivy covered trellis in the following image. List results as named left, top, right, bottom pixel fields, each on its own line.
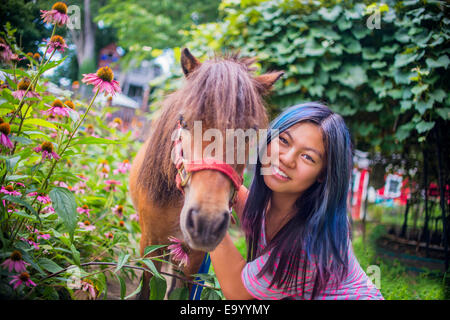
left=180, top=0, right=449, bottom=270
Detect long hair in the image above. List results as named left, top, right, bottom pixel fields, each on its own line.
left=241, top=102, right=353, bottom=299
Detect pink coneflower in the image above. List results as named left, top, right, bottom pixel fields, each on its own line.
left=12, top=78, right=41, bottom=101
left=80, top=279, right=97, bottom=299
left=41, top=205, right=55, bottom=214
left=77, top=205, right=91, bottom=218
left=108, top=117, right=123, bottom=129
left=113, top=159, right=131, bottom=175
left=33, top=141, right=60, bottom=161
left=129, top=213, right=139, bottom=222
left=78, top=220, right=96, bottom=231
left=46, top=35, right=68, bottom=54
left=28, top=192, right=52, bottom=204
left=1, top=250, right=29, bottom=273
left=168, top=236, right=190, bottom=268
left=35, top=231, right=51, bottom=241
left=40, top=2, right=69, bottom=26
left=104, top=232, right=114, bottom=240
left=104, top=179, right=121, bottom=192
left=112, top=204, right=124, bottom=218
left=21, top=236, right=39, bottom=250
left=42, top=99, right=71, bottom=117
left=9, top=272, right=36, bottom=290
left=0, top=185, right=21, bottom=197
left=0, top=119, right=14, bottom=149
left=72, top=181, right=87, bottom=195
left=82, top=66, right=121, bottom=96
left=0, top=41, right=13, bottom=64
left=54, top=180, right=69, bottom=189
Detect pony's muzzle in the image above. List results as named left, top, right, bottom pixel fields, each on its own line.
left=184, top=207, right=230, bottom=251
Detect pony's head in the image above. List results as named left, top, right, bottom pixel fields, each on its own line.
left=140, top=48, right=283, bottom=251
left=178, top=49, right=284, bottom=251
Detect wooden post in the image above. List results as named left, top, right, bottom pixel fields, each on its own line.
left=434, top=123, right=449, bottom=271
left=421, top=147, right=430, bottom=257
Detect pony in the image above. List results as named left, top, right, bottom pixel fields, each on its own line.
left=129, top=48, right=283, bottom=299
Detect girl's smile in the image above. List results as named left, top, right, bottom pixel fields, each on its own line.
left=271, top=164, right=290, bottom=181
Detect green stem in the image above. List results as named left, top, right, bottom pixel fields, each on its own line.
left=10, top=25, right=56, bottom=125
left=38, top=88, right=100, bottom=194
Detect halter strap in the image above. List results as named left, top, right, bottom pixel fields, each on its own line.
left=173, top=116, right=243, bottom=209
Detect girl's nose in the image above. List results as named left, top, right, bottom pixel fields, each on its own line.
left=279, top=148, right=296, bottom=169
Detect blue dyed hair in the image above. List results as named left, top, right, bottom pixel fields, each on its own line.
left=241, top=102, right=353, bottom=299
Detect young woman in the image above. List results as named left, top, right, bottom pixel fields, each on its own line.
left=210, top=102, right=383, bottom=300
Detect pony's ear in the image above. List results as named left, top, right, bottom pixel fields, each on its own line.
left=181, top=48, right=201, bottom=77
left=254, top=71, right=284, bottom=94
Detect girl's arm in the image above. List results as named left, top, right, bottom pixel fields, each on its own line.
left=233, top=185, right=249, bottom=221
left=210, top=232, right=254, bottom=300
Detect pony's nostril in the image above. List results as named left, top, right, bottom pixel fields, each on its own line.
left=215, top=211, right=229, bottom=234
left=186, top=208, right=197, bottom=231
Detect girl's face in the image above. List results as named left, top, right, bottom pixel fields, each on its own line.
left=262, top=121, right=326, bottom=196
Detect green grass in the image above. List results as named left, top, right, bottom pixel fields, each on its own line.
left=352, top=222, right=448, bottom=300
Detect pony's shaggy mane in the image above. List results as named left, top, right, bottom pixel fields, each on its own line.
left=138, top=51, right=269, bottom=207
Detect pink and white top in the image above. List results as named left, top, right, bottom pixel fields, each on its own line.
left=241, top=212, right=384, bottom=300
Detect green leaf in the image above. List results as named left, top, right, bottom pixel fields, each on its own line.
left=149, top=276, right=167, bottom=300
left=3, top=155, right=21, bottom=173
left=394, top=53, right=417, bottom=68
left=2, top=195, right=40, bottom=222
left=125, top=279, right=142, bottom=300
left=416, top=120, right=435, bottom=134
left=71, top=136, right=123, bottom=145
left=168, top=287, right=190, bottom=300
left=415, top=99, right=434, bottom=114
left=70, top=244, right=81, bottom=266
left=22, top=118, right=58, bottom=130
left=38, top=257, right=64, bottom=273
left=426, top=55, right=449, bottom=69
left=435, top=108, right=450, bottom=120
left=318, top=6, right=342, bottom=22
left=144, top=245, right=167, bottom=257
left=332, top=65, right=367, bottom=89
left=115, top=252, right=130, bottom=273
left=142, top=259, right=163, bottom=279
left=49, top=187, right=78, bottom=241
left=429, top=89, right=446, bottom=103
left=366, top=101, right=383, bottom=112
left=40, top=56, right=67, bottom=74
left=411, top=83, right=429, bottom=96
left=114, top=274, right=127, bottom=300
left=201, top=288, right=222, bottom=300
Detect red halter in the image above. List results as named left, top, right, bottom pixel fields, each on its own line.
left=173, top=116, right=243, bottom=209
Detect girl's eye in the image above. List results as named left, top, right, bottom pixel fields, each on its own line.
left=302, top=154, right=315, bottom=163
left=279, top=136, right=288, bottom=145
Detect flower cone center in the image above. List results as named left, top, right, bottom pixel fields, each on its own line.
left=18, top=78, right=32, bottom=91
left=50, top=35, right=65, bottom=46
left=19, top=272, right=30, bottom=282
left=0, top=122, right=11, bottom=135
left=11, top=250, right=22, bottom=261
left=96, top=66, right=114, bottom=82
left=51, top=99, right=64, bottom=108
left=41, top=141, right=54, bottom=153
left=52, top=2, right=68, bottom=14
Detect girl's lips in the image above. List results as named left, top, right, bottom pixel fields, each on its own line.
left=271, top=165, right=290, bottom=181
